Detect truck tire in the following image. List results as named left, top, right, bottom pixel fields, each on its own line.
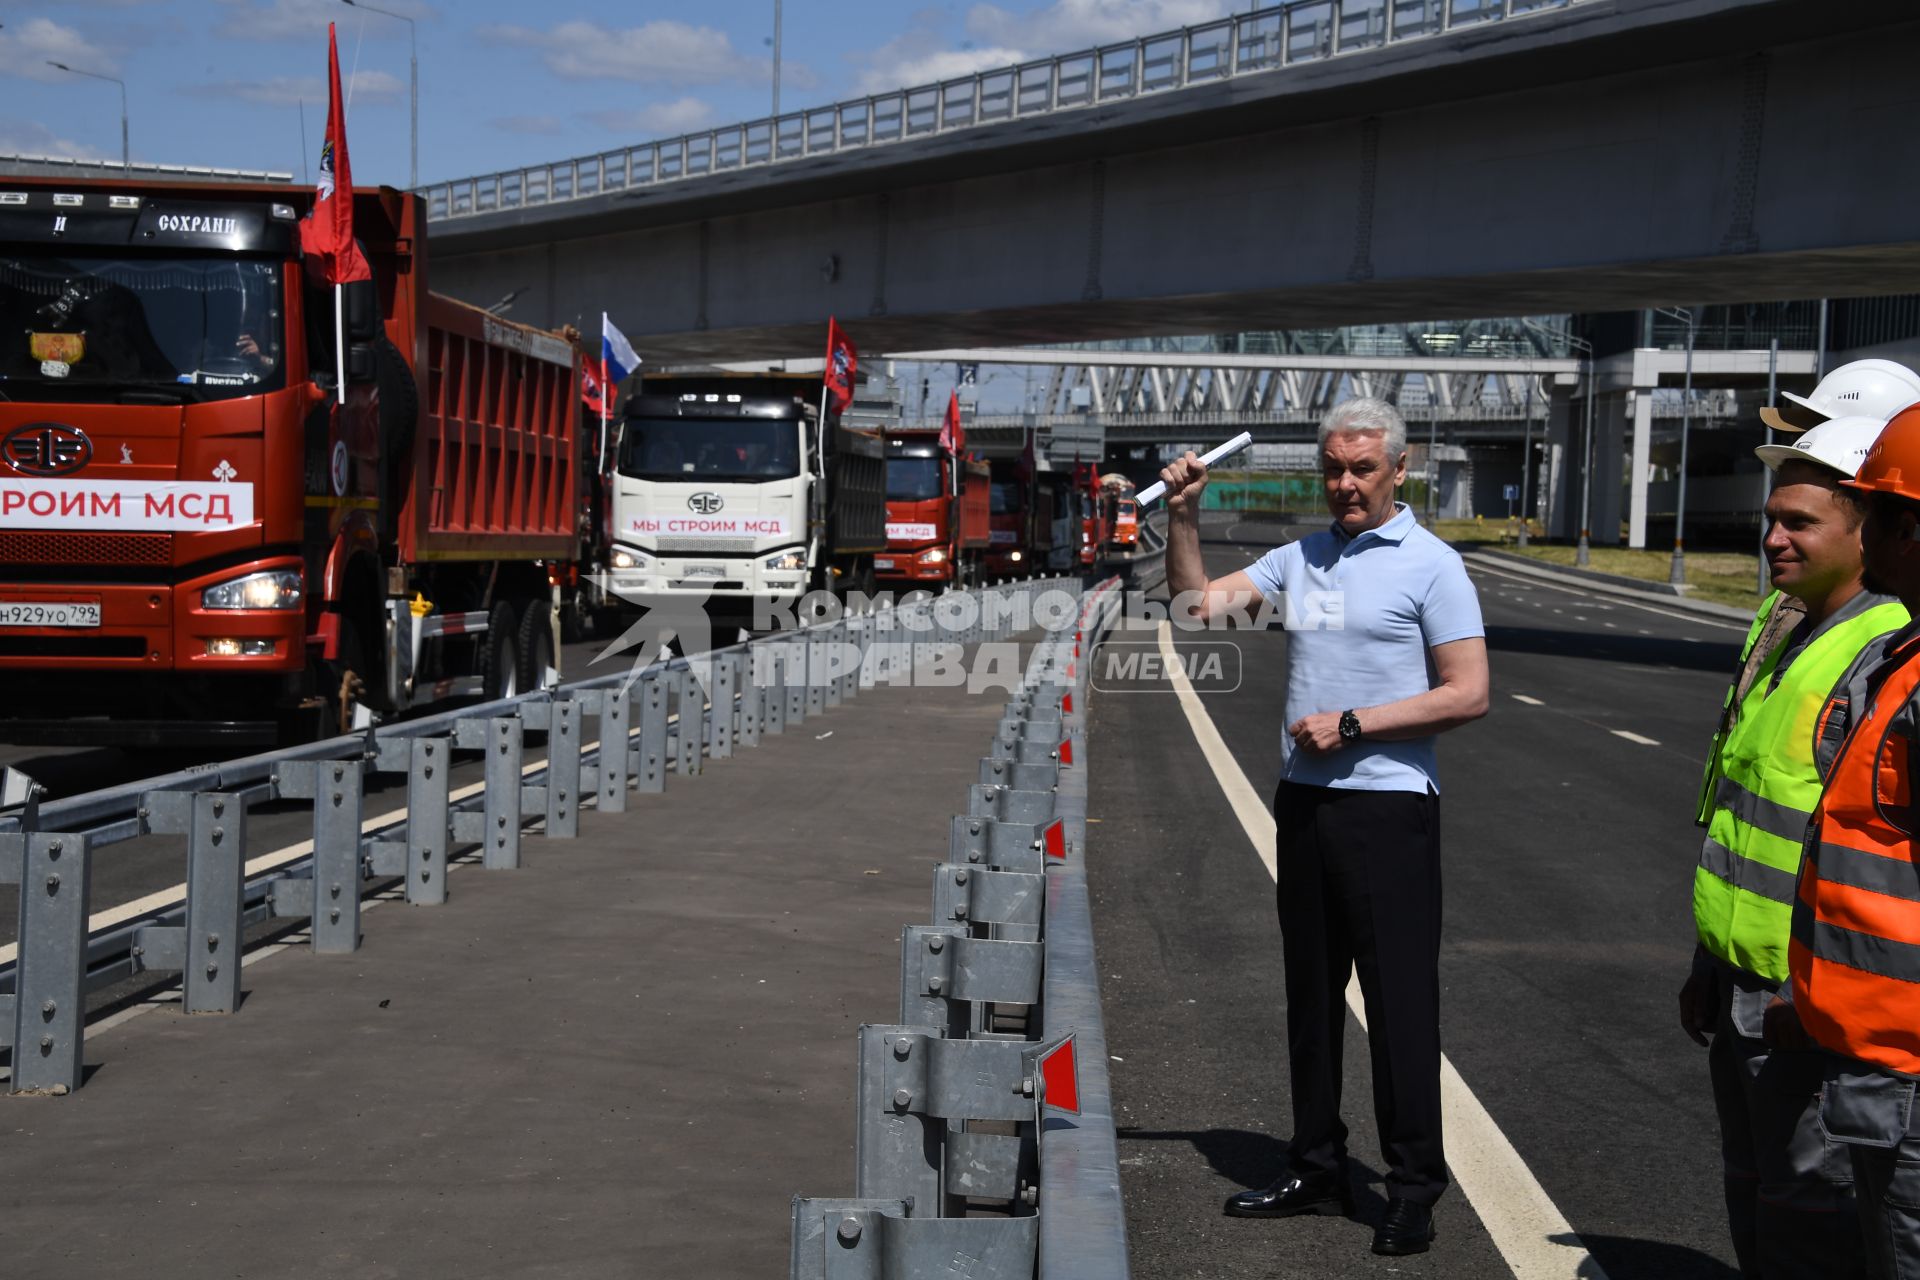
left=480, top=600, right=521, bottom=701
left=374, top=336, right=418, bottom=462
left=517, top=598, right=555, bottom=693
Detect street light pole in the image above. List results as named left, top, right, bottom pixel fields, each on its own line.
left=772, top=0, right=784, bottom=119
left=46, top=61, right=128, bottom=169
left=1657, top=306, right=1697, bottom=587
left=342, top=0, right=417, bottom=189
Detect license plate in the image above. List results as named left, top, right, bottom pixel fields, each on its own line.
left=874, top=558, right=895, bottom=570
left=683, top=565, right=724, bottom=577
left=0, top=600, right=101, bottom=628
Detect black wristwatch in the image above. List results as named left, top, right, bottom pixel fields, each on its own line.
left=1338, top=709, right=1363, bottom=744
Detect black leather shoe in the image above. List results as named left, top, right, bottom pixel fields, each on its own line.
left=1372, top=1198, right=1436, bottom=1255
left=1223, top=1172, right=1354, bottom=1219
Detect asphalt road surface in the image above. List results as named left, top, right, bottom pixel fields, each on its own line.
left=1090, top=517, right=1748, bottom=1279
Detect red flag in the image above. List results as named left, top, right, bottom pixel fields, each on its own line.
left=823, top=317, right=857, bottom=415
left=582, top=355, right=610, bottom=418
left=939, top=389, right=964, bottom=456
left=299, top=23, right=371, bottom=285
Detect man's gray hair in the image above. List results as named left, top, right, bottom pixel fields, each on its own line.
left=1319, top=397, right=1407, bottom=459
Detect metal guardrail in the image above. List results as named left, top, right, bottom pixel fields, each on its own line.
left=0, top=579, right=1072, bottom=1094
left=420, top=0, right=1588, bottom=223
left=790, top=578, right=1128, bottom=1279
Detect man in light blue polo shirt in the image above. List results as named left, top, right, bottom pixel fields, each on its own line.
left=1160, top=396, right=1489, bottom=1257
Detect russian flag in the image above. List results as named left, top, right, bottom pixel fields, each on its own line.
left=603, top=313, right=640, bottom=385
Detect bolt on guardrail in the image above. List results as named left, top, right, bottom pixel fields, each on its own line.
left=790, top=577, right=1128, bottom=1280
left=0, top=579, right=1071, bottom=1095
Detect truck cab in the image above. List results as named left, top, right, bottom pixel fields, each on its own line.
left=604, top=374, right=884, bottom=627
left=879, top=431, right=989, bottom=587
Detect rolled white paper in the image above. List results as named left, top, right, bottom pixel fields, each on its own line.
left=1134, top=431, right=1255, bottom=507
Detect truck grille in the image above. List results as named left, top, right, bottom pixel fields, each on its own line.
left=0, top=532, right=172, bottom=567
left=655, top=536, right=759, bottom=553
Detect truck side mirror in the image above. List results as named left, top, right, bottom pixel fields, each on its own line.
left=342, top=277, right=380, bottom=343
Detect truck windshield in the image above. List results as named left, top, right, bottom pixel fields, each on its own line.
left=990, top=482, right=1021, bottom=515
left=618, top=416, right=800, bottom=482
left=887, top=457, right=942, bottom=501
left=0, top=253, right=284, bottom=402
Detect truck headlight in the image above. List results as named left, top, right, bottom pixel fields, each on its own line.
left=764, top=549, right=806, bottom=572
left=202, top=568, right=303, bottom=610
left=916, top=547, right=948, bottom=564
left=1008, top=550, right=1023, bottom=562
left=612, top=546, right=650, bottom=571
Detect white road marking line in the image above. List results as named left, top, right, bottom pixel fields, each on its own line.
left=1155, top=622, right=1604, bottom=1280
left=1611, top=730, right=1661, bottom=746
left=1511, top=695, right=1545, bottom=706
left=1604, top=622, right=1617, bottom=629
left=1467, top=560, right=1747, bottom=632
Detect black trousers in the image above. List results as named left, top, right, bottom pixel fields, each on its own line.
left=1275, top=780, right=1447, bottom=1205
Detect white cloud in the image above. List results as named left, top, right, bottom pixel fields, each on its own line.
left=582, top=97, right=716, bottom=138
left=854, top=45, right=1025, bottom=94
left=0, top=118, right=111, bottom=161
left=489, top=114, right=564, bottom=137
left=212, top=0, right=430, bottom=43
left=847, top=1, right=1230, bottom=97
left=849, top=10, right=1022, bottom=95
left=0, top=17, right=118, bottom=82
left=965, top=0, right=1231, bottom=52
left=182, top=69, right=404, bottom=108
left=481, top=20, right=766, bottom=88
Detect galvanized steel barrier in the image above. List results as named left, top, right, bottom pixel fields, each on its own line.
left=0, top=581, right=1069, bottom=1095
left=421, top=0, right=1590, bottom=223
left=790, top=577, right=1128, bottom=1280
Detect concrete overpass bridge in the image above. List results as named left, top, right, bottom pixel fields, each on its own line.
left=422, top=0, right=1919, bottom=364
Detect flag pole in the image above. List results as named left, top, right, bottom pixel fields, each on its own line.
left=334, top=281, right=346, bottom=406
left=596, top=312, right=610, bottom=470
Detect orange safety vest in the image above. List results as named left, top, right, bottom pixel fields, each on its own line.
left=1790, top=627, right=1920, bottom=1075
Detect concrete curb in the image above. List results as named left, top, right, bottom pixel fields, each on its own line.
left=1465, top=547, right=1758, bottom=624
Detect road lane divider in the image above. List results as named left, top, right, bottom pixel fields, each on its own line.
left=1154, top=620, right=1608, bottom=1280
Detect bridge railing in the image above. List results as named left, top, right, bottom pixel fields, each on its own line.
left=421, top=0, right=1589, bottom=223
left=0, top=580, right=1068, bottom=1095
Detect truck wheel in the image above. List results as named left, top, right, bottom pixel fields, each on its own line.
left=517, top=598, right=555, bottom=692
left=374, top=336, right=419, bottom=462
left=559, top=592, right=588, bottom=645
left=480, top=600, right=522, bottom=701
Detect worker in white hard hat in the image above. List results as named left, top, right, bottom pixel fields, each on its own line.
left=1683, top=413, right=1910, bottom=1279
left=1759, top=359, right=1920, bottom=434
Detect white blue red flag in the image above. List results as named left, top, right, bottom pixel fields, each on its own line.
left=602, top=313, right=640, bottom=385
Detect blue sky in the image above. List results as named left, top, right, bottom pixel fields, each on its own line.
left=0, top=0, right=1232, bottom=187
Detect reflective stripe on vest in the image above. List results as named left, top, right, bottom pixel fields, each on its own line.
left=1695, top=598, right=1908, bottom=983
left=1791, top=629, right=1920, bottom=1076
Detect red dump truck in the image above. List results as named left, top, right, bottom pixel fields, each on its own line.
left=0, top=177, right=580, bottom=745
left=878, top=427, right=989, bottom=588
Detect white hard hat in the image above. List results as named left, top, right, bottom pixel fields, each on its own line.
left=1759, top=359, right=1920, bottom=433
left=1755, top=414, right=1889, bottom=477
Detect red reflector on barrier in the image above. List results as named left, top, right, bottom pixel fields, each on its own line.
left=1062, top=692, right=1073, bottom=715
left=1043, top=818, right=1067, bottom=860
left=1058, top=738, right=1074, bottom=766
left=1040, top=1035, right=1079, bottom=1115
left=1066, top=663, right=1075, bottom=679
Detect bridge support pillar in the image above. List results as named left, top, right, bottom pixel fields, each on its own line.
left=1627, top=384, right=1655, bottom=549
